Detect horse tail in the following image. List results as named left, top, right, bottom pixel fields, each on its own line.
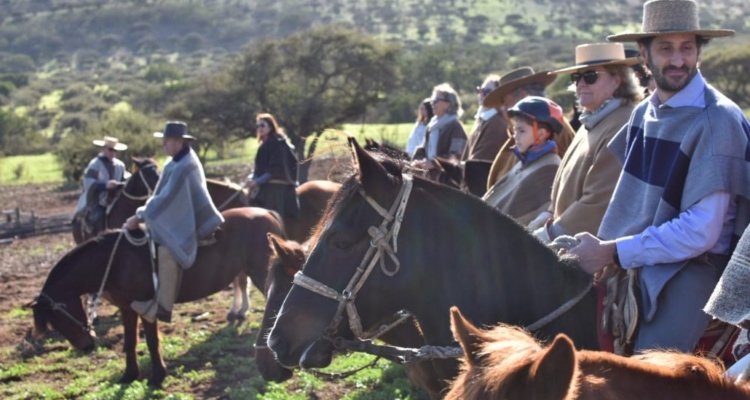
left=267, top=210, right=287, bottom=239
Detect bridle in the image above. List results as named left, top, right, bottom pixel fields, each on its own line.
left=292, top=174, right=414, bottom=343
left=34, top=292, right=92, bottom=334
left=120, top=164, right=157, bottom=201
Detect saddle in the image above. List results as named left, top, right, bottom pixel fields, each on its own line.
left=597, top=265, right=739, bottom=362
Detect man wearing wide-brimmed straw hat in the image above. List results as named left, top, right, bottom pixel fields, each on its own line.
left=528, top=42, right=643, bottom=243
left=127, top=121, right=224, bottom=323
left=73, top=136, right=130, bottom=234
left=483, top=67, right=575, bottom=190
left=569, top=0, right=750, bottom=353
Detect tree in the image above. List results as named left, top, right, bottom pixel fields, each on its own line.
left=701, top=44, right=750, bottom=108
left=231, top=25, right=400, bottom=181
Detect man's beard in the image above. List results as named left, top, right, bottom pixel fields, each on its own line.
left=648, top=56, right=697, bottom=93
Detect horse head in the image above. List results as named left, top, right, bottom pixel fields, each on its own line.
left=29, top=291, right=96, bottom=352
left=269, top=136, right=412, bottom=369
left=446, top=306, right=578, bottom=400
left=254, top=233, right=305, bottom=382
left=124, top=157, right=160, bottom=200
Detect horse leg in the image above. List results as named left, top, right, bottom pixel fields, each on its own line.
left=142, top=318, right=167, bottom=387
left=119, top=308, right=141, bottom=384
left=227, top=273, right=250, bottom=321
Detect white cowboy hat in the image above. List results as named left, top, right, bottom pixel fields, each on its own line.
left=607, top=0, right=734, bottom=42
left=551, top=43, right=641, bottom=75
left=92, top=136, right=128, bottom=151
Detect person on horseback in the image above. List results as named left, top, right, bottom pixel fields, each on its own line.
left=73, top=136, right=130, bottom=236
left=127, top=121, right=224, bottom=323
left=245, top=113, right=300, bottom=220
left=482, top=67, right=575, bottom=190
left=528, top=43, right=642, bottom=241
left=569, top=0, right=750, bottom=353
left=482, top=96, right=572, bottom=226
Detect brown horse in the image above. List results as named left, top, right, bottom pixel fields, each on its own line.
left=447, top=306, right=750, bottom=400
left=72, top=157, right=160, bottom=244
left=227, top=179, right=341, bottom=321
left=254, top=234, right=444, bottom=398
left=268, top=137, right=598, bottom=391
left=29, top=207, right=284, bottom=387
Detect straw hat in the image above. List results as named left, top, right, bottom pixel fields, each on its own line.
left=92, top=136, right=128, bottom=151
left=483, top=67, right=557, bottom=108
left=153, top=121, right=195, bottom=140
left=551, top=43, right=640, bottom=75
left=607, top=0, right=734, bottom=42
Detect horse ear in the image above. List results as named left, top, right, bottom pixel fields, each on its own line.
left=268, top=233, right=287, bottom=258
left=450, top=306, right=486, bottom=367
left=349, top=136, right=397, bottom=195
left=529, top=334, right=578, bottom=400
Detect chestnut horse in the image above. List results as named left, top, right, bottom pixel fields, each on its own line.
left=254, top=234, right=444, bottom=398
left=30, top=207, right=284, bottom=387
left=72, top=157, right=160, bottom=244
left=268, top=137, right=598, bottom=392
left=228, top=179, right=341, bottom=321
left=447, top=306, right=750, bottom=400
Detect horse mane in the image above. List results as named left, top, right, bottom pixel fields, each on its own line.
left=43, top=232, right=120, bottom=289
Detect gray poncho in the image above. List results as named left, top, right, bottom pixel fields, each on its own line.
left=599, top=85, right=750, bottom=322
left=137, top=147, right=224, bottom=268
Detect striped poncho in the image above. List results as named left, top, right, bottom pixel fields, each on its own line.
left=598, top=84, right=750, bottom=322
left=137, top=147, right=224, bottom=269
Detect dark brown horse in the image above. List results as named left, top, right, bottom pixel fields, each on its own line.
left=267, top=137, right=597, bottom=391
left=30, top=207, right=284, bottom=387
left=447, top=306, right=750, bottom=400
left=227, top=179, right=341, bottom=321
left=254, top=234, right=444, bottom=398
left=72, top=157, right=160, bottom=244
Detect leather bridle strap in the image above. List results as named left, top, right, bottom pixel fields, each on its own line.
left=292, top=174, right=413, bottom=340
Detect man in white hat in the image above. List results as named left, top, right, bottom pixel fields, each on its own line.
left=127, top=121, right=224, bottom=323
left=73, top=136, right=130, bottom=235
left=569, top=0, right=750, bottom=353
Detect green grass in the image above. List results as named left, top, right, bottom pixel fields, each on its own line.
left=0, top=153, right=64, bottom=184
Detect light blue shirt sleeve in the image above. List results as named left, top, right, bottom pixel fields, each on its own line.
left=616, top=191, right=733, bottom=269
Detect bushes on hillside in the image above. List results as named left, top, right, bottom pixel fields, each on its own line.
left=54, top=111, right=162, bottom=183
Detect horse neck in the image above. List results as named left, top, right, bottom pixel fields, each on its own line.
left=395, top=184, right=586, bottom=344
left=576, top=354, right=750, bottom=400
left=44, top=240, right=115, bottom=298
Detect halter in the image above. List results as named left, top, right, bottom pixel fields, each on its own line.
left=292, top=174, right=414, bottom=342
left=36, top=292, right=92, bottom=334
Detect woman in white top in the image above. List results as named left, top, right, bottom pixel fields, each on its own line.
left=405, top=98, right=433, bottom=159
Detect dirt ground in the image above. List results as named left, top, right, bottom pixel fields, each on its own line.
left=0, top=157, right=354, bottom=396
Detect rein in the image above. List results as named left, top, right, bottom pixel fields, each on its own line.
left=88, top=228, right=151, bottom=321
left=216, top=182, right=246, bottom=211
left=292, top=174, right=414, bottom=342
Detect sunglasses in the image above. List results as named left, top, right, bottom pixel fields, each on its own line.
left=570, top=71, right=601, bottom=85
left=476, top=86, right=493, bottom=97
